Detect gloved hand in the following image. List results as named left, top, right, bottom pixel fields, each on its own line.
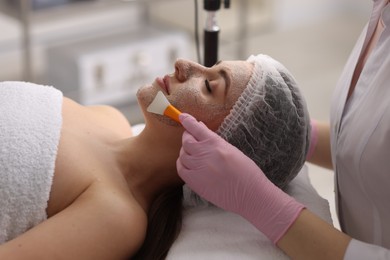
left=177, top=113, right=305, bottom=244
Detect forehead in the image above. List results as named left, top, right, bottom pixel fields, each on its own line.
left=220, top=60, right=254, bottom=105
left=219, top=60, right=253, bottom=78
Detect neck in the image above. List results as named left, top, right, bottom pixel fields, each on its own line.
left=113, top=126, right=184, bottom=212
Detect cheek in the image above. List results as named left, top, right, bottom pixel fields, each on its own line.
left=170, top=87, right=230, bottom=131
left=202, top=109, right=230, bottom=131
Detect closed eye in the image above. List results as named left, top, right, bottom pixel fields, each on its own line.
left=205, top=79, right=212, bottom=93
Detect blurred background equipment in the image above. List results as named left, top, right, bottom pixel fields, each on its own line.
left=202, top=0, right=230, bottom=67
left=47, top=26, right=190, bottom=111
left=6, top=0, right=94, bottom=10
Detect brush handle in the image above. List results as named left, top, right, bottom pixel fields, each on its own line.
left=164, top=105, right=182, bottom=123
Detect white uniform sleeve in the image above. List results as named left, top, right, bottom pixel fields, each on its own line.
left=344, top=239, right=390, bottom=260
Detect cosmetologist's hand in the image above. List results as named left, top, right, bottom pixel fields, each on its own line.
left=176, top=113, right=305, bottom=244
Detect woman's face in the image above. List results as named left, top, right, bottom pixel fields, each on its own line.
left=137, top=59, right=254, bottom=130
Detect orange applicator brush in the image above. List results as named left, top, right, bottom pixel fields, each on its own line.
left=147, top=91, right=182, bottom=123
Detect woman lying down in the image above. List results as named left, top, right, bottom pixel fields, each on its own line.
left=0, top=54, right=310, bottom=259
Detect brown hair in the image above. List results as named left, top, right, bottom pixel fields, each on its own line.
left=131, top=186, right=183, bottom=260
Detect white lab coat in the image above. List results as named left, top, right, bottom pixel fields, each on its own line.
left=329, top=0, right=390, bottom=258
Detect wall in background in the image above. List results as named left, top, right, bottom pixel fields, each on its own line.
left=0, top=0, right=372, bottom=82
left=273, top=0, right=371, bottom=30
left=0, top=1, right=143, bottom=81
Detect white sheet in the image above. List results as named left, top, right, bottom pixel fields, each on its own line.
left=167, top=165, right=332, bottom=259
left=131, top=124, right=333, bottom=259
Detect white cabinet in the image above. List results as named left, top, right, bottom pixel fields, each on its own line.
left=46, top=26, right=191, bottom=106
left=0, top=0, right=143, bottom=81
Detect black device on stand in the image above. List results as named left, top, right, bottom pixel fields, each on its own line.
left=203, top=0, right=230, bottom=67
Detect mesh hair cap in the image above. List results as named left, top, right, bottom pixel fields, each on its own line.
left=217, top=54, right=311, bottom=189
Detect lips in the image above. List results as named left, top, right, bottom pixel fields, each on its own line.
left=156, top=75, right=170, bottom=95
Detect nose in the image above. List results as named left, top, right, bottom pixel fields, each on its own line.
left=174, top=59, right=206, bottom=82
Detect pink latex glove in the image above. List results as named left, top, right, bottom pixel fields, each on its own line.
left=177, top=113, right=305, bottom=244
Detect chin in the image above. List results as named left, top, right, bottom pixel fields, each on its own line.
left=137, top=84, right=182, bottom=128
left=136, top=84, right=158, bottom=109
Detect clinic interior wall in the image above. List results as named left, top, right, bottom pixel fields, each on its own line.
left=0, top=0, right=371, bottom=93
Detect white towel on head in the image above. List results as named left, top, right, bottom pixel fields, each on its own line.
left=0, top=81, right=63, bottom=243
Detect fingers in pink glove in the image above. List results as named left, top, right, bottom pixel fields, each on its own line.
left=179, top=113, right=210, bottom=141
left=179, top=113, right=217, bottom=155
left=176, top=149, right=188, bottom=175
left=178, top=145, right=202, bottom=171
left=177, top=114, right=305, bottom=245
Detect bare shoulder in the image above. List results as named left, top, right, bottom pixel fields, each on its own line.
left=88, top=104, right=134, bottom=136
left=0, top=182, right=148, bottom=259
left=62, top=97, right=134, bottom=137
left=89, top=104, right=127, bottom=122
left=88, top=104, right=128, bottom=123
